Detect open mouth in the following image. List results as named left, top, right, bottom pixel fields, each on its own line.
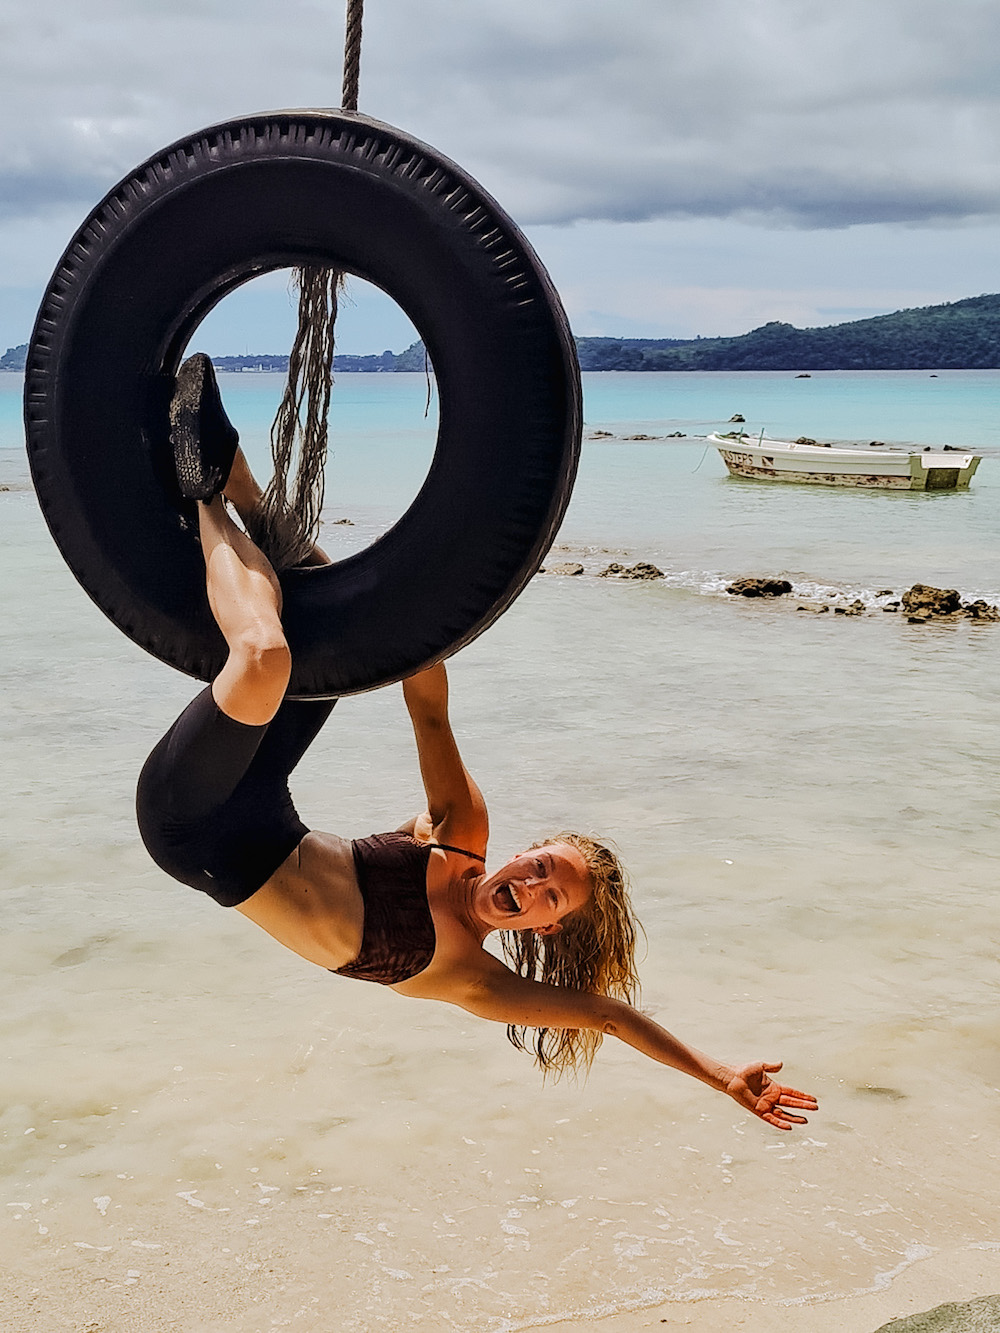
left=494, top=883, right=521, bottom=914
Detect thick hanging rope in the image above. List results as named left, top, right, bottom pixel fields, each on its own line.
left=254, top=0, right=364, bottom=569
left=342, top=0, right=364, bottom=112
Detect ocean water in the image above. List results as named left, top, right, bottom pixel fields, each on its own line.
left=2, top=369, right=1000, bottom=1331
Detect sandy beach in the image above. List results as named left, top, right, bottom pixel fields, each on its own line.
left=5, top=1207, right=1000, bottom=1331
left=540, top=1251, right=1000, bottom=1332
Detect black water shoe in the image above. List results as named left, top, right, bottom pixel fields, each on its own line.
left=170, top=352, right=240, bottom=501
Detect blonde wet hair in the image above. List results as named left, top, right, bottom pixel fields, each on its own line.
left=500, top=832, right=641, bottom=1078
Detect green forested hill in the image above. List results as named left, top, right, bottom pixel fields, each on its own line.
left=574, top=293, right=1000, bottom=371
left=3, top=293, right=997, bottom=374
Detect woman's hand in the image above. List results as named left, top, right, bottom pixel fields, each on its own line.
left=721, top=1061, right=818, bottom=1131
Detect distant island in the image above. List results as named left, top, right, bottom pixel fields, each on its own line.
left=572, top=292, right=1000, bottom=371
left=3, top=292, right=998, bottom=373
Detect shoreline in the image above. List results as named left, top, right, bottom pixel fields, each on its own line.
left=524, top=1247, right=1000, bottom=1332
left=5, top=1232, right=998, bottom=1332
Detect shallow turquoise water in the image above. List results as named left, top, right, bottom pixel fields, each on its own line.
left=7, top=368, right=997, bottom=596
left=2, top=368, right=1000, bottom=1328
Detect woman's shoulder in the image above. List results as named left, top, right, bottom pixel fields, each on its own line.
left=391, top=931, right=508, bottom=1000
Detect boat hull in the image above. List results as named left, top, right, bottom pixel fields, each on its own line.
left=710, top=437, right=981, bottom=491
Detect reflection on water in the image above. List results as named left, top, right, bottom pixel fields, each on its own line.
left=2, top=374, right=1000, bottom=1328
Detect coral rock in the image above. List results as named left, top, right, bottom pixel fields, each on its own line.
left=901, top=584, right=962, bottom=617
left=725, top=577, right=793, bottom=598
left=599, top=562, right=665, bottom=581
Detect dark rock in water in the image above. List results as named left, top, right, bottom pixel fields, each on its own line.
left=895, top=586, right=1000, bottom=623
left=726, top=577, right=792, bottom=598
left=599, top=562, right=664, bottom=581
left=796, top=603, right=830, bottom=613
left=729, top=413, right=745, bottom=423
left=876, top=589, right=894, bottom=596
left=589, top=430, right=614, bottom=439
left=330, top=517, right=354, bottom=525
left=795, top=373, right=811, bottom=378
left=883, top=602, right=901, bottom=612
left=835, top=599, right=866, bottom=616
left=545, top=562, right=585, bottom=576
left=873, top=1293, right=1000, bottom=1332
left=623, top=433, right=659, bottom=440
left=902, top=584, right=962, bottom=617
left=665, top=431, right=686, bottom=437
left=869, top=440, right=886, bottom=447
left=795, top=436, right=818, bottom=445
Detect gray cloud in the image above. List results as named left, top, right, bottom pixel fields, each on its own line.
left=2, top=0, right=999, bottom=228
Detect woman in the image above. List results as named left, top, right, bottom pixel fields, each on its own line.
left=137, top=354, right=818, bottom=1131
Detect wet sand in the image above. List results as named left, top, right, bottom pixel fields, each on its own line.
left=539, top=1249, right=1000, bottom=1332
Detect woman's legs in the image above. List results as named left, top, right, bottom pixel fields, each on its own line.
left=223, top=446, right=331, bottom=568
left=197, top=494, right=291, bottom=726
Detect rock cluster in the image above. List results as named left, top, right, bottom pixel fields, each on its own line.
left=900, top=583, right=1000, bottom=623
left=585, top=431, right=688, bottom=441
left=598, top=562, right=665, bottom=581
left=542, top=562, right=584, bottom=576
left=726, top=577, right=793, bottom=598
left=534, top=566, right=1000, bottom=627
left=901, top=583, right=961, bottom=616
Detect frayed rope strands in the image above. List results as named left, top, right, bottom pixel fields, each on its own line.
left=249, top=267, right=345, bottom=570
left=259, top=0, right=364, bottom=569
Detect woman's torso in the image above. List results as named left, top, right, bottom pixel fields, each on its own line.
left=236, top=828, right=489, bottom=991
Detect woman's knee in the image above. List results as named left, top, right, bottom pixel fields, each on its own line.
left=211, top=617, right=292, bottom=725
left=235, top=625, right=292, bottom=690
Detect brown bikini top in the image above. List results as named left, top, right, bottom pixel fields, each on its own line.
left=333, top=831, right=484, bottom=985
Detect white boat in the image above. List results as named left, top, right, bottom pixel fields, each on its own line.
left=708, top=432, right=981, bottom=491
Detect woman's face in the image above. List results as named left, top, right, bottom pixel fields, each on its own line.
left=474, top=842, right=591, bottom=935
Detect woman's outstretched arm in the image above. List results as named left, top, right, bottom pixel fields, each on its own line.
left=450, top=962, right=818, bottom=1131
left=401, top=663, right=488, bottom=851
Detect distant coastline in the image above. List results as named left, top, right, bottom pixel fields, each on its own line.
left=4, top=291, right=997, bottom=373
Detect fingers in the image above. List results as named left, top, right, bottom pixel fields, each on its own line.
left=777, top=1092, right=819, bottom=1109
left=762, top=1115, right=792, bottom=1130
left=762, top=1108, right=809, bottom=1129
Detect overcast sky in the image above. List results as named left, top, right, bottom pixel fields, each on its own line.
left=2, top=0, right=997, bottom=353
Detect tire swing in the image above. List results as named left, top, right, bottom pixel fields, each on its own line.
left=24, top=106, right=581, bottom=697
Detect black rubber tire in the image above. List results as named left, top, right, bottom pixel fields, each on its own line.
left=25, top=110, right=581, bottom=697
